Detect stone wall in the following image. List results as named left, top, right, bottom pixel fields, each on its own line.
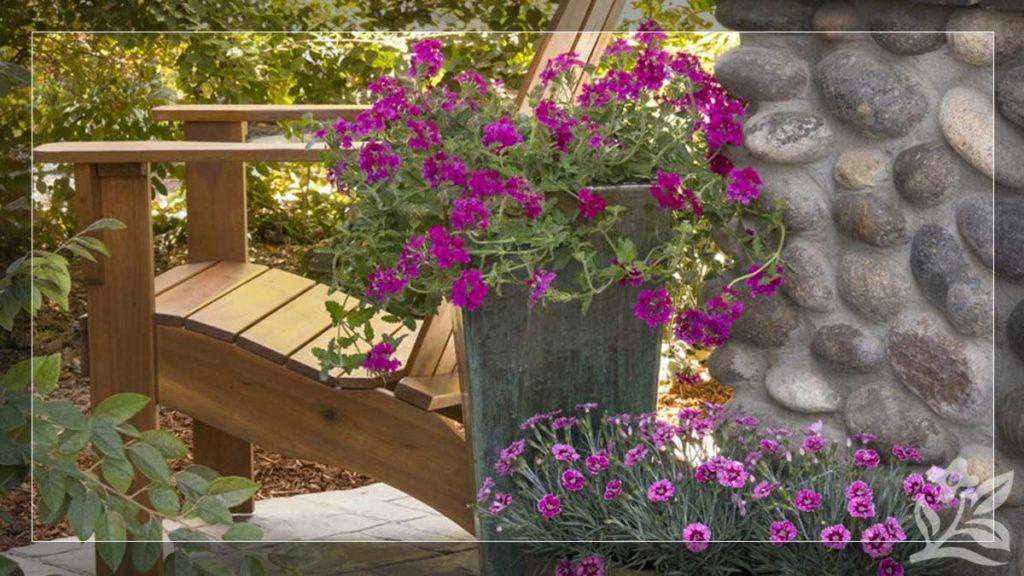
left=711, top=1, right=1024, bottom=572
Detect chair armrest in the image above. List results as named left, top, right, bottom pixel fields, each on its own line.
left=34, top=140, right=329, bottom=164
left=152, top=104, right=368, bottom=123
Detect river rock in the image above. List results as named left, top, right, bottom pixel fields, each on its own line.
left=945, top=279, right=992, bottom=336
left=731, top=291, right=801, bottom=348
left=997, top=387, right=1024, bottom=458
left=781, top=242, right=835, bottom=311
left=812, top=1, right=862, bottom=39
left=811, top=323, right=885, bottom=372
left=754, top=172, right=827, bottom=232
left=837, top=252, right=911, bottom=322
left=887, top=314, right=983, bottom=423
left=947, top=9, right=1024, bottom=66
left=715, top=47, right=807, bottom=101
left=744, top=111, right=834, bottom=164
left=845, top=382, right=959, bottom=465
left=957, top=196, right=994, bottom=268
left=834, top=147, right=886, bottom=189
left=997, top=61, right=1024, bottom=128
left=714, top=0, right=817, bottom=31
left=817, top=50, right=929, bottom=138
left=910, top=224, right=972, bottom=309
left=766, top=365, right=842, bottom=413
left=995, top=197, right=1024, bottom=282
left=941, top=86, right=1024, bottom=189
left=892, top=141, right=959, bottom=206
left=707, top=341, right=768, bottom=385
left=832, top=192, right=909, bottom=247
left=957, top=444, right=1024, bottom=510
left=870, top=4, right=951, bottom=55
left=1007, top=300, right=1024, bottom=362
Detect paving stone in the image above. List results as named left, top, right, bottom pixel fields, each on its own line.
left=836, top=252, right=911, bottom=322
left=869, top=4, right=951, bottom=55
left=892, top=141, right=958, bottom=206
left=832, top=192, right=908, bottom=247
left=744, top=111, right=834, bottom=164
left=715, top=47, right=808, bottom=101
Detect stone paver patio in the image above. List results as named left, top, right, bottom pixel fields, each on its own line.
left=5, top=483, right=480, bottom=575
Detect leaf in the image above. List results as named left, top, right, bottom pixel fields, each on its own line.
left=193, top=557, right=233, bottom=576
left=206, top=476, right=259, bottom=508
left=101, top=456, right=135, bottom=493
left=195, top=498, right=233, bottom=525
left=0, top=553, right=23, bottom=576
left=239, top=556, right=266, bottom=576
left=95, top=511, right=128, bottom=572
left=38, top=470, right=67, bottom=515
left=58, top=428, right=92, bottom=455
left=130, top=519, right=164, bottom=572
left=32, top=353, right=62, bottom=396
left=90, top=418, right=126, bottom=460
left=80, top=218, right=126, bottom=233
left=174, top=471, right=211, bottom=501
left=139, top=430, right=188, bottom=459
left=129, top=443, right=171, bottom=484
left=37, top=401, right=87, bottom=430
left=222, top=523, right=262, bottom=542
left=973, top=471, right=1015, bottom=516
left=147, top=483, right=180, bottom=517
left=92, top=393, right=151, bottom=424
left=164, top=550, right=197, bottom=576
left=67, top=490, right=102, bottom=540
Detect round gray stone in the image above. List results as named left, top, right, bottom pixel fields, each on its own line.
left=870, top=4, right=951, bottom=55
left=947, top=9, right=1024, bottom=66
left=957, top=196, right=994, bottom=269
left=766, top=365, right=842, bottom=413
left=781, top=242, right=834, bottom=311
left=707, top=341, right=768, bottom=385
left=817, top=49, right=929, bottom=138
left=834, top=147, right=887, bottom=189
left=811, top=323, right=886, bottom=372
left=714, top=0, right=817, bottom=31
left=887, top=314, right=983, bottom=423
left=893, top=141, right=959, bottom=206
left=1006, top=300, right=1024, bottom=362
left=995, top=197, right=1024, bottom=282
left=945, top=279, right=992, bottom=336
left=754, top=173, right=827, bottom=233
left=731, top=290, right=801, bottom=348
left=812, top=1, right=862, bottom=39
left=744, top=111, right=834, bottom=164
left=845, top=382, right=959, bottom=465
left=997, top=61, right=1024, bottom=128
left=715, top=47, right=807, bottom=102
left=998, top=387, right=1024, bottom=459
left=837, top=252, right=911, bottom=322
left=940, top=86, right=1024, bottom=189
left=910, top=224, right=972, bottom=309
left=832, top=192, right=909, bottom=247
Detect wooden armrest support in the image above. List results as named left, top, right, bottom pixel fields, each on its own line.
left=34, top=140, right=328, bottom=164
left=153, top=104, right=368, bottom=123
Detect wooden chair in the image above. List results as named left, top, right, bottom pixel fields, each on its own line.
left=34, top=2, right=626, bottom=573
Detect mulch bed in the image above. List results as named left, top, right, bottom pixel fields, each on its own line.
left=1, top=240, right=729, bottom=551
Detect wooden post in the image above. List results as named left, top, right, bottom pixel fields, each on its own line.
left=181, top=121, right=255, bottom=514
left=75, top=163, right=162, bottom=576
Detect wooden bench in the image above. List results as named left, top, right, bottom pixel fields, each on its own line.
left=34, top=2, right=628, bottom=573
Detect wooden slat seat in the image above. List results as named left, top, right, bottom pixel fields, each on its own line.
left=154, top=262, right=435, bottom=397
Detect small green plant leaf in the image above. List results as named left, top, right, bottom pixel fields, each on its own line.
left=239, top=556, right=266, bottom=576
left=206, top=476, right=259, bottom=508
left=95, top=511, right=128, bottom=572
left=164, top=549, right=197, bottom=576
left=147, top=482, right=180, bottom=517
left=222, top=523, right=263, bottom=542
left=129, top=443, right=170, bottom=484
left=130, top=519, right=164, bottom=572
left=32, top=353, right=62, bottom=396
left=92, top=393, right=150, bottom=424
left=139, top=430, right=188, bottom=459
left=90, top=418, right=126, bottom=460
left=101, top=456, right=135, bottom=493
left=67, top=490, right=102, bottom=540
left=195, top=497, right=233, bottom=525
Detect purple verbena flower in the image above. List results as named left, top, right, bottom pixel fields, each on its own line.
left=745, top=264, right=784, bottom=297
left=428, top=226, right=470, bottom=269
left=649, top=170, right=702, bottom=215
left=363, top=341, right=401, bottom=373
left=467, top=169, right=504, bottom=198
left=633, top=288, right=674, bottom=328
left=707, top=151, right=734, bottom=176
left=407, top=38, right=444, bottom=79
left=450, top=196, right=491, bottom=231
left=726, top=166, right=762, bottom=205
left=577, top=188, right=607, bottom=219
left=358, top=141, right=401, bottom=184
left=481, top=117, right=522, bottom=153
left=535, top=99, right=577, bottom=152
left=527, top=268, right=557, bottom=309
left=422, top=150, right=467, bottom=188
left=366, top=266, right=408, bottom=301
left=451, top=269, right=488, bottom=311
left=539, top=51, right=585, bottom=86
left=406, top=118, right=441, bottom=150
left=503, top=176, right=544, bottom=218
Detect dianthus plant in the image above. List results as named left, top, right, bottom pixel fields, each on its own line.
left=314, top=23, right=785, bottom=377
left=477, top=405, right=960, bottom=576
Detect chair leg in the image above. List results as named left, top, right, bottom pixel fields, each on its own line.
left=192, top=419, right=255, bottom=514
